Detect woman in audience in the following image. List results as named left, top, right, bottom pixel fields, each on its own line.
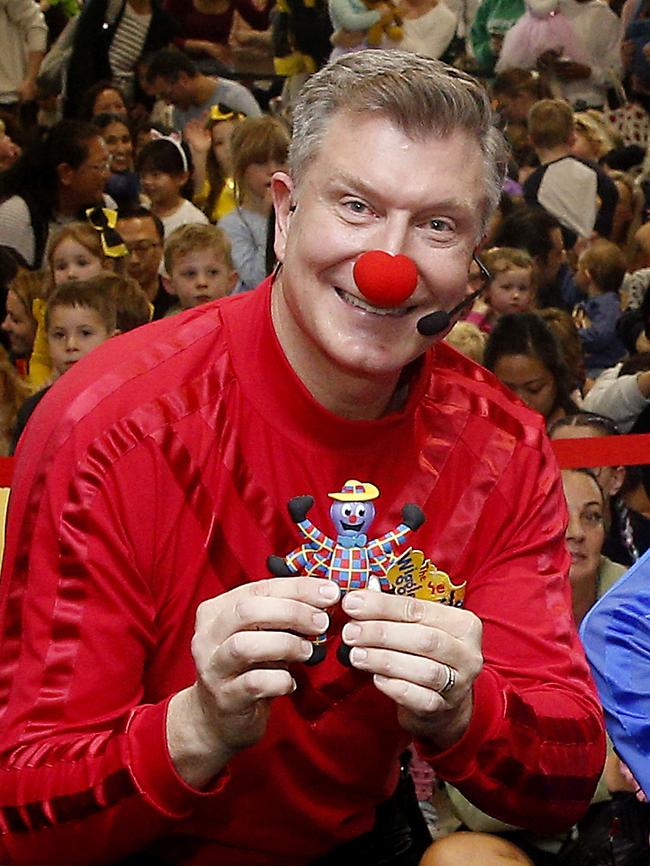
left=1, top=270, right=46, bottom=380
left=0, top=121, right=112, bottom=270
left=80, top=81, right=129, bottom=122
left=93, top=112, right=140, bottom=207
left=484, top=311, right=579, bottom=426
left=421, top=467, right=626, bottom=866
left=63, top=0, right=176, bottom=118
left=0, top=351, right=29, bottom=456
left=549, top=412, right=650, bottom=566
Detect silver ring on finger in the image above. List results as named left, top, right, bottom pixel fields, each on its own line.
left=439, top=664, right=456, bottom=696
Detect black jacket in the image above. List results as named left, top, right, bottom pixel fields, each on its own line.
left=64, top=0, right=177, bottom=117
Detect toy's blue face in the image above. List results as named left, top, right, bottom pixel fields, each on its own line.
left=330, top=501, right=376, bottom=535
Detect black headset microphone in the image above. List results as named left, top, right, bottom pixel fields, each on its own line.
left=416, top=253, right=491, bottom=337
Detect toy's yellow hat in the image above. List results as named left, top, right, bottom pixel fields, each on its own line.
left=328, top=480, right=380, bottom=502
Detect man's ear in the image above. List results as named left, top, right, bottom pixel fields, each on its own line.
left=161, top=274, right=177, bottom=297
left=272, top=171, right=295, bottom=264
left=57, top=162, right=74, bottom=188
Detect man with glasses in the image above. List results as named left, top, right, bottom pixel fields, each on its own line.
left=117, top=205, right=173, bottom=319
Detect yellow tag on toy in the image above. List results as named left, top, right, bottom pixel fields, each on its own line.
left=387, top=548, right=466, bottom=606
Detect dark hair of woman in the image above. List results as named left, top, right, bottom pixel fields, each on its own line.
left=78, top=81, right=128, bottom=122
left=0, top=120, right=101, bottom=266
left=484, top=312, right=578, bottom=418
left=92, top=112, right=132, bottom=133
left=549, top=412, right=641, bottom=565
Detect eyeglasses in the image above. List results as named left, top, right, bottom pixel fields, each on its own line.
left=83, top=161, right=111, bottom=174
left=126, top=240, right=161, bottom=255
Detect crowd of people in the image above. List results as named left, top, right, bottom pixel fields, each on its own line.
left=0, top=0, right=646, bottom=864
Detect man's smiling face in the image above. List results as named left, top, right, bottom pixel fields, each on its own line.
left=271, top=110, right=485, bottom=400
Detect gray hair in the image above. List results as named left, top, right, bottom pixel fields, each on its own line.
left=289, top=50, right=509, bottom=237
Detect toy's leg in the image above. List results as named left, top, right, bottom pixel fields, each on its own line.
left=267, top=555, right=328, bottom=664
left=306, top=633, right=327, bottom=666
left=267, top=554, right=295, bottom=577
left=336, top=640, right=352, bottom=667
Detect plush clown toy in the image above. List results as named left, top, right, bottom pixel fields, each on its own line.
left=268, top=480, right=424, bottom=664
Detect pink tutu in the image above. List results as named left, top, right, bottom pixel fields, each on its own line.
left=496, top=0, right=588, bottom=72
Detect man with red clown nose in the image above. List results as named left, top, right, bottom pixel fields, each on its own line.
left=0, top=50, right=604, bottom=866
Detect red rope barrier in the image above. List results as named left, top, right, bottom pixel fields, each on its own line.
left=551, top=434, right=650, bottom=469
left=0, top=434, right=646, bottom=489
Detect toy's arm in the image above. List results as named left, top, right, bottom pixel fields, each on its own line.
left=366, top=504, right=425, bottom=560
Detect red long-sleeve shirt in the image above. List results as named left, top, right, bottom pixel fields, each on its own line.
left=0, top=280, right=604, bottom=865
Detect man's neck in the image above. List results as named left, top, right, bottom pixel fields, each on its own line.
left=143, top=276, right=161, bottom=302
left=191, top=75, right=218, bottom=107
left=270, top=281, right=408, bottom=421
left=536, top=144, right=571, bottom=164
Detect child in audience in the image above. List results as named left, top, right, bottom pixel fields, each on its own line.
left=573, top=239, right=627, bottom=379
left=136, top=135, right=208, bottom=237
left=12, top=279, right=119, bottom=451
left=218, top=116, right=289, bottom=293
left=163, top=224, right=237, bottom=313
left=524, top=99, right=619, bottom=250
left=28, top=218, right=127, bottom=388
left=444, top=320, right=487, bottom=363
left=105, top=272, right=152, bottom=331
left=185, top=105, right=244, bottom=223
left=47, top=221, right=126, bottom=288
left=467, top=247, right=535, bottom=333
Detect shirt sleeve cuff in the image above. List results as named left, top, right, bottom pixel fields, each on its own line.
left=127, top=698, right=229, bottom=817
left=414, top=667, right=505, bottom=782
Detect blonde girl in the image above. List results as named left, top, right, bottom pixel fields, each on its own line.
left=218, top=116, right=290, bottom=293
left=28, top=216, right=128, bottom=386
left=47, top=221, right=126, bottom=290
left=186, top=105, right=245, bottom=223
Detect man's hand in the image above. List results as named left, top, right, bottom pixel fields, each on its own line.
left=341, top=590, right=482, bottom=749
left=167, top=577, right=340, bottom=788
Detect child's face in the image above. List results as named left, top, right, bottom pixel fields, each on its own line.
left=211, top=120, right=237, bottom=175
left=242, top=159, right=285, bottom=208
left=486, top=267, right=534, bottom=316
left=47, top=305, right=113, bottom=377
left=166, top=248, right=236, bottom=309
left=140, top=169, right=187, bottom=209
left=52, top=238, right=104, bottom=285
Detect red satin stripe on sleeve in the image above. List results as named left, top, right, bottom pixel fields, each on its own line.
left=0, top=768, right=135, bottom=833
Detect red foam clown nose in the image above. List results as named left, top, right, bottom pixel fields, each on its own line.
left=353, top=250, right=418, bottom=307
